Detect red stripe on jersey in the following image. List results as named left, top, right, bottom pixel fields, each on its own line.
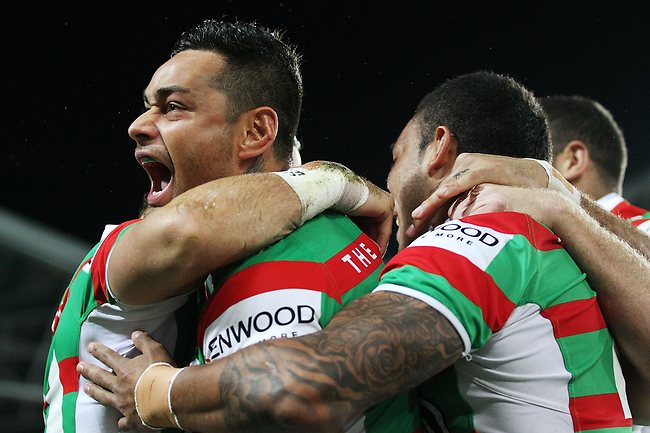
left=570, top=393, right=632, bottom=431
left=540, top=297, right=607, bottom=338
left=198, top=233, right=381, bottom=345
left=58, top=356, right=79, bottom=395
left=90, top=220, right=140, bottom=304
left=610, top=200, right=649, bottom=220
left=632, top=218, right=650, bottom=227
left=382, top=246, right=514, bottom=332
left=460, top=212, right=564, bottom=252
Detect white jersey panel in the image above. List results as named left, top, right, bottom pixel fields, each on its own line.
left=44, top=352, right=63, bottom=433
left=456, top=303, right=573, bottom=432
left=408, top=220, right=514, bottom=271
left=203, top=289, right=322, bottom=362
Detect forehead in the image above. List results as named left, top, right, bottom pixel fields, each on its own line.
left=392, top=118, right=421, bottom=154
left=144, top=50, right=226, bottom=100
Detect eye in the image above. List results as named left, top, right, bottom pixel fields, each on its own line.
left=166, top=102, right=180, bottom=111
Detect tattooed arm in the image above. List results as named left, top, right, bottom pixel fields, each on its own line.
left=79, top=291, right=463, bottom=432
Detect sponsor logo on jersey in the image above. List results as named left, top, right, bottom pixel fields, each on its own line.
left=408, top=219, right=513, bottom=272
left=433, top=222, right=500, bottom=246
left=203, top=290, right=323, bottom=362
left=207, top=304, right=316, bottom=359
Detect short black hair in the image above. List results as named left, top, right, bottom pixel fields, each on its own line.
left=414, top=71, right=551, bottom=161
left=539, top=95, right=627, bottom=190
left=172, top=19, right=304, bottom=164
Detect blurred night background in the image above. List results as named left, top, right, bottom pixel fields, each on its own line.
left=1, top=2, right=648, bottom=431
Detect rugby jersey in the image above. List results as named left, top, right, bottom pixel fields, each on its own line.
left=196, top=212, right=422, bottom=433
left=43, top=220, right=197, bottom=433
left=374, top=212, right=632, bottom=433
left=598, top=192, right=650, bottom=234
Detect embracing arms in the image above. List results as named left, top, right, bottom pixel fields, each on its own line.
left=79, top=292, right=462, bottom=432
left=109, top=161, right=394, bottom=304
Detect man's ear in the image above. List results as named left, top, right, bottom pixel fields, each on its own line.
left=236, top=106, right=279, bottom=160
left=426, top=126, right=455, bottom=177
left=554, top=140, right=589, bottom=182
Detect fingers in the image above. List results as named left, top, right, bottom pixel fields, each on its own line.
left=377, top=216, right=393, bottom=258
left=82, top=380, right=118, bottom=408
left=78, top=362, right=118, bottom=393
left=132, top=331, right=174, bottom=364
left=87, top=342, right=128, bottom=374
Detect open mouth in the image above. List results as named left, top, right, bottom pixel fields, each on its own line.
left=138, top=155, right=173, bottom=206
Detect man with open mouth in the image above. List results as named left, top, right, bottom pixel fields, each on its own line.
left=42, top=18, right=411, bottom=433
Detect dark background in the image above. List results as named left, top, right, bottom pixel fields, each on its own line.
left=3, top=1, right=649, bottom=247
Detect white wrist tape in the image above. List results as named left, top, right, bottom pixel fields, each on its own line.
left=527, top=159, right=581, bottom=204
left=134, top=362, right=185, bottom=431
left=274, top=162, right=369, bottom=224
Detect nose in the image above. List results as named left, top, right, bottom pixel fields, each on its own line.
left=128, top=110, right=158, bottom=145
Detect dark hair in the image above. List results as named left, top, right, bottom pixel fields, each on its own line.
left=172, top=19, right=304, bottom=164
left=539, top=95, right=627, bottom=190
left=414, top=71, right=551, bottom=161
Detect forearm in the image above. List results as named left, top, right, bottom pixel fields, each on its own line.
left=580, top=194, right=650, bottom=260
left=544, top=194, right=650, bottom=378
left=170, top=292, right=462, bottom=432
left=111, top=173, right=302, bottom=304
left=112, top=161, right=378, bottom=304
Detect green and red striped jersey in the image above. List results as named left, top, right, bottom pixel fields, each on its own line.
left=375, top=212, right=632, bottom=433
left=43, top=220, right=196, bottom=433
left=197, top=212, right=422, bottom=433
left=598, top=192, right=650, bottom=234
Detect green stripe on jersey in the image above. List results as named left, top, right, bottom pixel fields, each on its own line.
left=379, top=264, right=493, bottom=348
left=481, top=233, right=537, bottom=303
left=521, top=248, right=593, bottom=308
left=559, top=329, right=618, bottom=397
left=578, top=428, right=633, bottom=433
left=484, top=235, right=592, bottom=310
left=210, top=212, right=364, bottom=289
left=319, top=265, right=383, bottom=326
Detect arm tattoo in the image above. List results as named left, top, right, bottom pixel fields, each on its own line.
left=212, top=291, right=464, bottom=430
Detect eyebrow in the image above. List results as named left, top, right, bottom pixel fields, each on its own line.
left=142, top=85, right=191, bottom=105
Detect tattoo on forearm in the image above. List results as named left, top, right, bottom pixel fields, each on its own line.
left=210, top=292, right=463, bottom=429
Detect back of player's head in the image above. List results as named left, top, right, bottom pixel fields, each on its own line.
left=414, top=70, right=551, bottom=161
left=539, top=95, right=627, bottom=189
left=171, top=19, right=304, bottom=164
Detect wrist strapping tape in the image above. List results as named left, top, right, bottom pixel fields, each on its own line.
left=526, top=159, right=581, bottom=204
left=134, top=362, right=185, bottom=431
left=274, top=163, right=369, bottom=224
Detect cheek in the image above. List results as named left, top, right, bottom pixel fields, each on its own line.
left=399, top=174, right=427, bottom=219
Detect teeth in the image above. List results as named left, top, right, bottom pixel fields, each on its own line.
left=395, top=217, right=400, bottom=227
left=141, top=156, right=157, bottom=163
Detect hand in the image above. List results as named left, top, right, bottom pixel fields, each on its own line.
left=77, top=331, right=174, bottom=431
left=447, top=183, right=567, bottom=228
left=301, top=161, right=394, bottom=257
left=407, top=153, right=548, bottom=238
left=346, top=180, right=394, bottom=258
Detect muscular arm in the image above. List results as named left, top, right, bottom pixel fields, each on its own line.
left=110, top=162, right=394, bottom=304
left=449, top=184, right=650, bottom=421
left=81, top=292, right=463, bottom=432
left=409, top=153, right=650, bottom=259
left=109, top=173, right=302, bottom=304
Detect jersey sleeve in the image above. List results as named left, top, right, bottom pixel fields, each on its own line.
left=374, top=212, right=564, bottom=354
left=89, top=219, right=141, bottom=304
